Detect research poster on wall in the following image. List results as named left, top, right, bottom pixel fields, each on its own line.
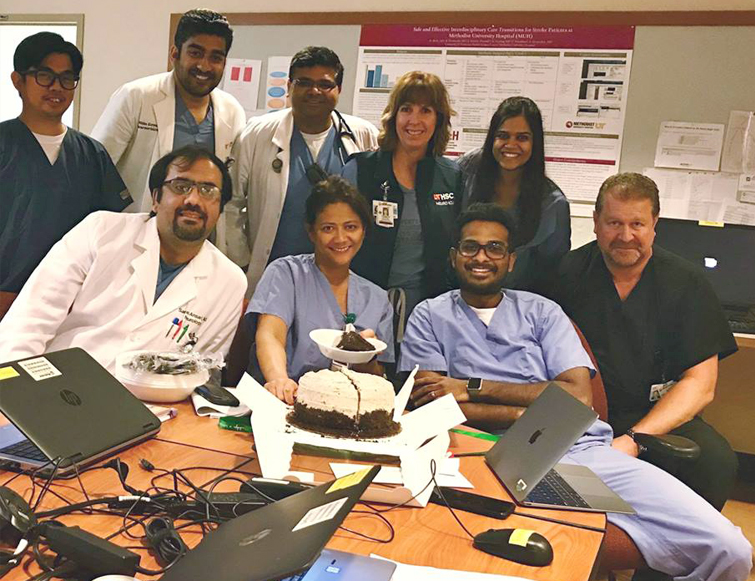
left=353, top=25, right=635, bottom=210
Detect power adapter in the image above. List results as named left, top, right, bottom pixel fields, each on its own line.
left=165, top=492, right=267, bottom=519
left=39, top=523, right=140, bottom=576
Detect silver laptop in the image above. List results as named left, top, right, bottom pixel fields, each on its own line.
left=283, top=549, right=395, bottom=581
left=485, top=383, right=635, bottom=514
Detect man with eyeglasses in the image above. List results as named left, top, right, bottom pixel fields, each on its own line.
left=92, top=9, right=245, bottom=214
left=226, top=46, right=378, bottom=297
left=399, top=202, right=752, bottom=581
left=0, top=145, right=246, bottom=374
left=0, top=32, right=130, bottom=295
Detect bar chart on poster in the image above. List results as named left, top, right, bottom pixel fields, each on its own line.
left=171, top=14, right=755, bottom=212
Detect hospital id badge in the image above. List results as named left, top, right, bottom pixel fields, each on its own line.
left=649, top=380, right=676, bottom=402
left=373, top=200, right=398, bottom=228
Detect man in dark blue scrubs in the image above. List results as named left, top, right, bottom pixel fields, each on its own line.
left=0, top=32, right=130, bottom=293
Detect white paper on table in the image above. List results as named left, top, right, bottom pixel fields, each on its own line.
left=654, top=121, right=725, bottom=171
left=190, top=388, right=250, bottom=418
left=722, top=111, right=755, bottom=174
left=399, top=393, right=467, bottom=450
left=393, top=365, right=417, bottom=421
left=145, top=404, right=177, bottom=423
left=220, top=58, right=262, bottom=118
left=330, top=456, right=473, bottom=489
left=370, top=554, right=536, bottom=581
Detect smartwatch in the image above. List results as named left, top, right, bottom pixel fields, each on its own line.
left=466, top=378, right=483, bottom=400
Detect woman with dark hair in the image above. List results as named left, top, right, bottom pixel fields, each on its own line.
left=459, top=96, right=570, bottom=291
left=342, top=71, right=464, bottom=316
left=245, top=176, right=394, bottom=404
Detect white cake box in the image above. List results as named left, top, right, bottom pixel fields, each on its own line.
left=233, top=366, right=467, bottom=507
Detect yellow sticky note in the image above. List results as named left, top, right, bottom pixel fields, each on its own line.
left=327, top=467, right=372, bottom=494
left=698, top=220, right=724, bottom=228
left=0, top=367, right=19, bottom=381
left=509, top=528, right=535, bottom=547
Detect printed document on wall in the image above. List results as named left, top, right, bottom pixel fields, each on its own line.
left=721, top=111, right=755, bottom=174
left=354, top=25, right=636, bottom=210
left=654, top=122, right=725, bottom=171
left=221, top=58, right=262, bottom=119
left=644, top=167, right=743, bottom=224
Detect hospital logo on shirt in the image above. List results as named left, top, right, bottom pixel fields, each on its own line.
left=432, top=192, right=455, bottom=206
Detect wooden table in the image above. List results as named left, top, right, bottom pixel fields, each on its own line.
left=3, top=403, right=605, bottom=580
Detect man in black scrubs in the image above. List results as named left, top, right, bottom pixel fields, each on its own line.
left=548, top=172, right=737, bottom=511
left=0, top=32, right=129, bottom=293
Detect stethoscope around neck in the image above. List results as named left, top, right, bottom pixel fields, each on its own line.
left=271, top=110, right=357, bottom=173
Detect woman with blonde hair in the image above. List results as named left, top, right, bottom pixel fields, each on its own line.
left=342, top=71, right=464, bottom=315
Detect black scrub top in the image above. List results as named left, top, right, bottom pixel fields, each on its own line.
left=0, top=119, right=130, bottom=293
left=549, top=241, right=736, bottom=418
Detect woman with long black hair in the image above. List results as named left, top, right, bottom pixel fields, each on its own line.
left=459, top=96, right=570, bottom=291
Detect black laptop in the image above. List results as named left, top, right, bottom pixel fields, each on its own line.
left=654, top=218, right=755, bottom=333
left=0, top=348, right=161, bottom=476
left=161, top=465, right=396, bottom=581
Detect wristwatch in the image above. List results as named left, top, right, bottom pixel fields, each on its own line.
left=466, top=378, right=483, bottom=400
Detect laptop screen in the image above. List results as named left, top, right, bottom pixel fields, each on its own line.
left=654, top=218, right=755, bottom=308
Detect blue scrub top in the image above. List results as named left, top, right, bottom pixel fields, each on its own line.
left=399, top=289, right=593, bottom=382
left=459, top=148, right=571, bottom=291
left=173, top=89, right=215, bottom=153
left=268, top=126, right=344, bottom=263
left=247, top=254, right=395, bottom=381
left=0, top=118, right=130, bottom=292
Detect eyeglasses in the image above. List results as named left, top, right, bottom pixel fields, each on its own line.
left=162, top=178, right=221, bottom=201
left=457, top=240, right=509, bottom=260
left=290, top=78, right=338, bottom=92
left=23, top=68, right=79, bottom=90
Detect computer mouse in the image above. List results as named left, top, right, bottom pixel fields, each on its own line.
left=473, top=527, right=553, bottom=567
left=194, top=384, right=240, bottom=407
left=0, top=486, right=36, bottom=545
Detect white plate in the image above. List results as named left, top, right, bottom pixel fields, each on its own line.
left=115, top=351, right=209, bottom=403
left=309, top=329, right=387, bottom=364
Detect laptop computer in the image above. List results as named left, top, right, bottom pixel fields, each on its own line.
left=161, top=465, right=397, bottom=581
left=0, top=348, right=161, bottom=476
left=654, top=218, right=755, bottom=334
left=485, top=384, right=635, bottom=514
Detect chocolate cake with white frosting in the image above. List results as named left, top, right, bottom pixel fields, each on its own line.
left=289, top=368, right=401, bottom=438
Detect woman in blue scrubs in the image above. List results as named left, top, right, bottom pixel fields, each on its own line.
left=246, top=176, right=394, bottom=404
left=459, top=97, right=571, bottom=292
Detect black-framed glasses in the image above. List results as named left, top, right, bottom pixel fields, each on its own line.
left=23, top=68, right=79, bottom=90
left=162, top=178, right=221, bottom=201
left=290, top=78, right=338, bottom=92
left=457, top=240, right=509, bottom=259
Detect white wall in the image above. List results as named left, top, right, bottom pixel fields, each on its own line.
left=3, top=0, right=754, bottom=133
left=5, top=0, right=752, bottom=248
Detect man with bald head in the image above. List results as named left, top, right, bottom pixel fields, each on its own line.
left=549, top=173, right=738, bottom=513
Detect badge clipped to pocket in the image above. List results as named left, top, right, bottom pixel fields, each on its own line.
left=649, top=380, right=676, bottom=402
left=373, top=200, right=398, bottom=228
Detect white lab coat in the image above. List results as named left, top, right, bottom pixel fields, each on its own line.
left=0, top=212, right=247, bottom=374
left=91, top=72, right=246, bottom=213
left=224, top=108, right=378, bottom=297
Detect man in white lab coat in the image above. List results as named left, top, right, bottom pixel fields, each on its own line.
left=0, top=145, right=247, bottom=373
left=226, top=46, right=378, bottom=297
left=92, top=9, right=245, bottom=214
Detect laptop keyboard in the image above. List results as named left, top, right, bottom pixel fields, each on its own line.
left=0, top=439, right=47, bottom=462
left=526, top=469, right=590, bottom=509
left=283, top=570, right=308, bottom=581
